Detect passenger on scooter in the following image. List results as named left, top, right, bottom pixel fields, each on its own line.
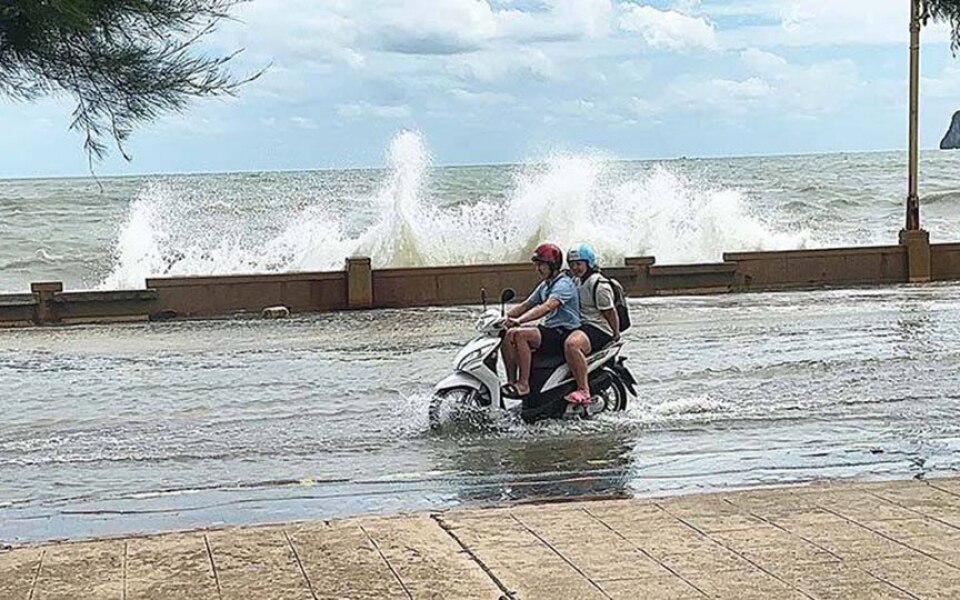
left=500, top=243, right=581, bottom=399
left=563, top=243, right=620, bottom=410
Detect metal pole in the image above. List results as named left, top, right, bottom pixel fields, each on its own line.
left=906, top=0, right=922, bottom=230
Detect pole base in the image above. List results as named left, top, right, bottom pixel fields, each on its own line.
left=899, top=228, right=931, bottom=283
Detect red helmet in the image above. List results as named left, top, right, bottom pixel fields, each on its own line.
left=531, top=243, right=563, bottom=270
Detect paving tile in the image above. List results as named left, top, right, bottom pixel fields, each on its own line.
left=855, top=556, right=960, bottom=600
left=658, top=496, right=743, bottom=518
left=659, top=545, right=752, bottom=575
left=583, top=507, right=708, bottom=558
left=681, top=566, right=808, bottom=600
left=858, top=517, right=960, bottom=541
left=899, top=533, right=960, bottom=568
left=512, top=508, right=666, bottom=581
left=208, top=526, right=312, bottom=600
left=709, top=527, right=839, bottom=568
left=815, top=492, right=920, bottom=522
left=0, top=547, right=42, bottom=600
left=681, top=513, right=768, bottom=533
left=768, top=509, right=849, bottom=531
left=728, top=491, right=819, bottom=520
left=871, top=484, right=960, bottom=509
left=769, top=559, right=914, bottom=600
left=288, top=523, right=408, bottom=600
left=32, top=540, right=124, bottom=600
left=598, top=574, right=704, bottom=600
left=360, top=515, right=503, bottom=600
left=126, top=532, right=219, bottom=600
left=441, top=512, right=602, bottom=600
left=789, top=522, right=917, bottom=562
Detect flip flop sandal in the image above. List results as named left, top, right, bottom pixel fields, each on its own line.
left=564, top=390, right=591, bottom=405
left=501, top=384, right=530, bottom=399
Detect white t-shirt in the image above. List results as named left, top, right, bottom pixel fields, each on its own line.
left=577, top=272, right=616, bottom=336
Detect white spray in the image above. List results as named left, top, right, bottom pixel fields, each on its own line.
left=101, top=131, right=810, bottom=289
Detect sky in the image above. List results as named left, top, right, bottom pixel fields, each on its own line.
left=2, top=0, right=960, bottom=177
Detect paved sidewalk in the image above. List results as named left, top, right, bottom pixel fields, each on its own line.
left=3, top=477, right=960, bottom=599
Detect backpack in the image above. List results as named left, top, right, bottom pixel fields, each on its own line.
left=592, top=275, right=631, bottom=333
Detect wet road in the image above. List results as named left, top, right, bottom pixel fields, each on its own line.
left=2, top=284, right=960, bottom=542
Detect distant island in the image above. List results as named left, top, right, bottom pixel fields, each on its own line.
left=941, top=111, right=960, bottom=150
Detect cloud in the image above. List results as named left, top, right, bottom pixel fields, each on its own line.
left=373, top=0, right=499, bottom=54
left=663, top=49, right=860, bottom=118
left=619, top=4, right=719, bottom=52
left=709, top=0, right=953, bottom=48
left=290, top=116, right=319, bottom=130
left=448, top=47, right=556, bottom=83
left=450, top=89, right=516, bottom=105
left=336, top=102, right=412, bottom=120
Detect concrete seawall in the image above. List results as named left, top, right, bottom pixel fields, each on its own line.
left=0, top=235, right=952, bottom=327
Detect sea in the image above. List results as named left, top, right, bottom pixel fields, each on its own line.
left=2, top=132, right=960, bottom=543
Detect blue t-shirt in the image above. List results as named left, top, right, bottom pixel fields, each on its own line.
left=525, top=273, right=581, bottom=330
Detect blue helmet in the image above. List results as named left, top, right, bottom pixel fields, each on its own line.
left=567, top=243, right=598, bottom=269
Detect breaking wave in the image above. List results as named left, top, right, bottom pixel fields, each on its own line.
left=101, top=131, right=810, bottom=289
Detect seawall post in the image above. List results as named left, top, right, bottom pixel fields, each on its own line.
left=899, top=229, right=931, bottom=283
left=346, top=257, right=374, bottom=309
left=31, top=282, right=63, bottom=325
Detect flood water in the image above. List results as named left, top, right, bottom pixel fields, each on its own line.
left=2, top=283, right=960, bottom=543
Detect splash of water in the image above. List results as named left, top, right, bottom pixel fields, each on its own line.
left=101, top=131, right=811, bottom=289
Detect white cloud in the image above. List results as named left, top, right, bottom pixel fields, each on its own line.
left=923, top=63, right=960, bottom=100
left=448, top=47, right=556, bottom=83
left=619, top=4, right=718, bottom=52
left=290, top=116, right=319, bottom=130
left=336, top=102, right=412, bottom=120
left=710, top=0, right=953, bottom=48
left=373, top=0, right=499, bottom=54
left=450, top=89, right=516, bottom=105
left=665, top=49, right=860, bottom=118
left=499, top=0, right=614, bottom=42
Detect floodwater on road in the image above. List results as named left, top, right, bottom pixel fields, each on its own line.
left=2, top=284, right=960, bottom=543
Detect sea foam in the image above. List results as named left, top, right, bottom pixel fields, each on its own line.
left=101, top=131, right=809, bottom=289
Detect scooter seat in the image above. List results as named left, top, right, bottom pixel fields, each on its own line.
left=532, top=353, right=566, bottom=370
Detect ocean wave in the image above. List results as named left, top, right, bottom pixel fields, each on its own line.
left=99, top=131, right=812, bottom=289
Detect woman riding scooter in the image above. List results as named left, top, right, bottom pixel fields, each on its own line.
left=563, top=243, right=620, bottom=415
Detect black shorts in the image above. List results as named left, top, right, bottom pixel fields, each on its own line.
left=537, top=325, right=575, bottom=356
left=581, top=324, right=614, bottom=352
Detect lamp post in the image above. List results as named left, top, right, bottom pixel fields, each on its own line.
left=899, top=0, right=932, bottom=283
left=906, top=0, right=922, bottom=231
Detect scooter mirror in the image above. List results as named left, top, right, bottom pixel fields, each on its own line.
left=500, top=288, right=516, bottom=304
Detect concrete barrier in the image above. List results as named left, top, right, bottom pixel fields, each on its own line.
left=6, top=233, right=960, bottom=328
left=54, top=290, right=158, bottom=324
left=932, top=242, right=960, bottom=281
left=0, top=293, right=38, bottom=327
left=724, top=245, right=909, bottom=290
left=146, top=270, right=348, bottom=318
left=650, top=262, right=738, bottom=295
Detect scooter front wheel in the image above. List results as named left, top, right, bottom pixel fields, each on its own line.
left=428, top=387, right=487, bottom=431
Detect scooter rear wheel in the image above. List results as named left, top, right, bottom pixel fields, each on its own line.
left=597, top=378, right=628, bottom=413
left=429, top=387, right=486, bottom=430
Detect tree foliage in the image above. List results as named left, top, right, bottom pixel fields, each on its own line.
left=925, top=0, right=960, bottom=52
left=0, top=0, right=257, bottom=163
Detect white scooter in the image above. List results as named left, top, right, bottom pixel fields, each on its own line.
left=430, top=289, right=637, bottom=428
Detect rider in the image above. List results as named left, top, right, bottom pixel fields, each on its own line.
left=563, top=243, right=619, bottom=409
left=500, top=243, right=580, bottom=398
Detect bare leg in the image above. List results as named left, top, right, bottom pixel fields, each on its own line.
left=564, top=331, right=592, bottom=395
left=515, top=329, right=542, bottom=395
left=501, top=329, right=519, bottom=384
